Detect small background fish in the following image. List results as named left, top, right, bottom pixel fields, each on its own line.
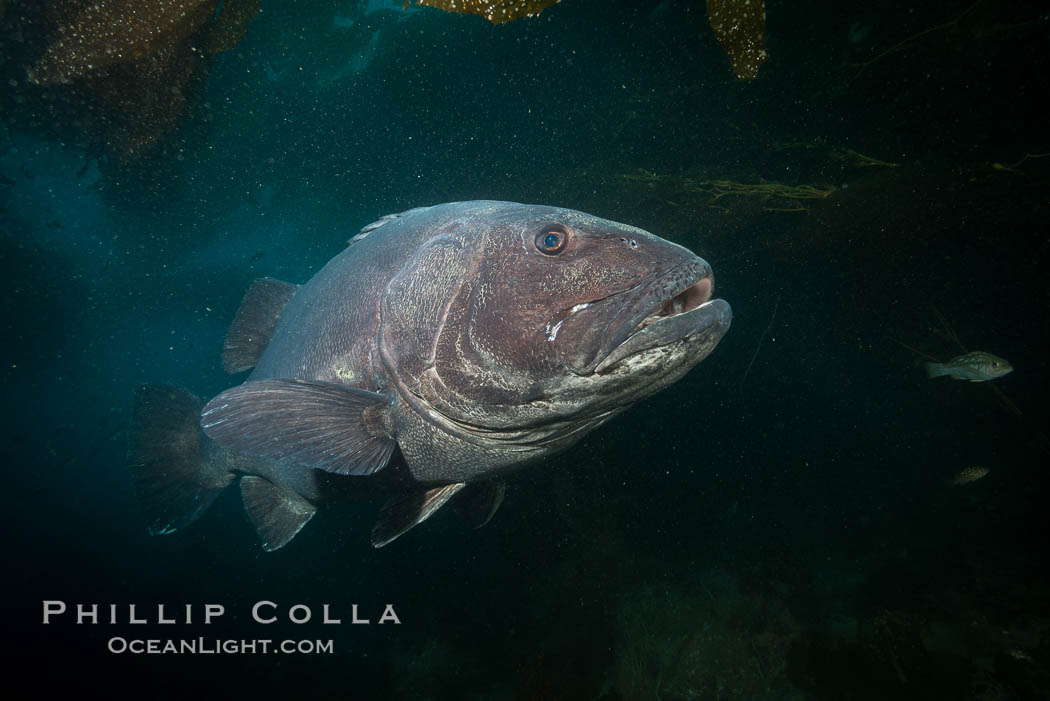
left=925, top=351, right=1013, bottom=382
left=950, top=466, right=990, bottom=486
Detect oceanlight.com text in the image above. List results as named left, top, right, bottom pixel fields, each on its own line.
left=107, top=637, right=334, bottom=655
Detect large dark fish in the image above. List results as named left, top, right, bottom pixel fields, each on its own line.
left=129, top=201, right=731, bottom=549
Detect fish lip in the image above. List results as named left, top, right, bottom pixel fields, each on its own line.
left=630, top=275, right=715, bottom=335
left=593, top=293, right=732, bottom=374
left=592, top=264, right=732, bottom=373
left=550, top=258, right=729, bottom=374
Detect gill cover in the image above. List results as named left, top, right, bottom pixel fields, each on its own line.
left=378, top=227, right=484, bottom=406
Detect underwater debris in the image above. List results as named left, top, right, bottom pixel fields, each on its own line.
left=992, top=152, right=1050, bottom=173
left=852, top=0, right=985, bottom=81
left=414, top=0, right=562, bottom=24
left=739, top=293, right=780, bottom=391
left=835, top=149, right=901, bottom=168
left=706, top=0, right=768, bottom=80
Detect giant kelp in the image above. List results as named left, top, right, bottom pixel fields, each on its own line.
left=707, top=0, right=768, bottom=80
left=414, top=0, right=562, bottom=24
left=28, top=1, right=213, bottom=85
left=28, top=0, right=260, bottom=163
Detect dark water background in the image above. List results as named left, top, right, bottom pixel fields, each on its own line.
left=3, top=0, right=1049, bottom=698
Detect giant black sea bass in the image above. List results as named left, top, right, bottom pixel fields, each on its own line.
left=130, top=201, right=731, bottom=550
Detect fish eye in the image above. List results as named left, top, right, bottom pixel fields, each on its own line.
left=535, top=226, right=568, bottom=256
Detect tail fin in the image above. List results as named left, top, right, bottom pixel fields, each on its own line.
left=924, top=361, right=947, bottom=379
left=128, top=385, right=234, bottom=535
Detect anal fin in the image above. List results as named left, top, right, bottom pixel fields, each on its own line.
left=240, top=476, right=317, bottom=551
left=371, top=483, right=466, bottom=548
left=222, top=278, right=299, bottom=374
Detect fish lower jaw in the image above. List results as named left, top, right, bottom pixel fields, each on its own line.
left=638, top=296, right=720, bottom=332
left=595, top=297, right=731, bottom=374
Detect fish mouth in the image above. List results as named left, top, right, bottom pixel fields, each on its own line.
left=636, top=277, right=714, bottom=331
left=593, top=275, right=731, bottom=373
left=548, top=258, right=731, bottom=375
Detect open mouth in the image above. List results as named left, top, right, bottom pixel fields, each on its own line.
left=636, top=277, right=713, bottom=331
left=545, top=258, right=731, bottom=375
left=593, top=274, right=730, bottom=373
left=545, top=277, right=714, bottom=344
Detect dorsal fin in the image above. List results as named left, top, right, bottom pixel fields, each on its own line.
left=349, top=205, right=436, bottom=245
left=222, top=277, right=299, bottom=374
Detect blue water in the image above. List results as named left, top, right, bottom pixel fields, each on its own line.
left=3, top=0, right=1049, bottom=697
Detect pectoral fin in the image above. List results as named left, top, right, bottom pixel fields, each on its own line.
left=371, top=483, right=466, bottom=548
left=201, top=379, right=395, bottom=476
left=240, top=476, right=316, bottom=551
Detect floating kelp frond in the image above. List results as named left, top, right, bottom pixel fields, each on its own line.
left=689, top=180, right=834, bottom=202
left=414, top=0, right=562, bottom=24
left=620, top=171, right=835, bottom=213
left=706, top=0, right=768, bottom=80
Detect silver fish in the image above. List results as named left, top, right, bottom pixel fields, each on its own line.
left=130, top=201, right=732, bottom=549
left=949, top=466, right=990, bottom=486
left=925, top=351, right=1012, bottom=382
